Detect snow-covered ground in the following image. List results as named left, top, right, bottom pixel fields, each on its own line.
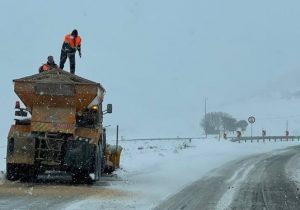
left=0, top=171, right=4, bottom=185
left=47, top=138, right=299, bottom=210
left=0, top=144, right=5, bottom=173
left=0, top=138, right=299, bottom=209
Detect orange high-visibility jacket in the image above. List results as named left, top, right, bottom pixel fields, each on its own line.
left=64, top=34, right=81, bottom=49
left=42, top=64, right=50, bottom=71
left=39, top=62, right=58, bottom=73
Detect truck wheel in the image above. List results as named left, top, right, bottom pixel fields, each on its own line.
left=96, top=144, right=103, bottom=180
left=94, top=147, right=100, bottom=181
left=21, top=165, right=37, bottom=182
left=104, top=165, right=115, bottom=174
left=6, top=163, right=20, bottom=181
left=71, top=170, right=92, bottom=184
left=88, top=144, right=102, bottom=182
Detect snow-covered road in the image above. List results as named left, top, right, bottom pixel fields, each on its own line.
left=155, top=145, right=300, bottom=209
left=0, top=138, right=300, bottom=209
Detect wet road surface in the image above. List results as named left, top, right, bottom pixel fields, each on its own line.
left=0, top=175, right=125, bottom=210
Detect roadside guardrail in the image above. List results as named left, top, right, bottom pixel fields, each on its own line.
left=230, top=136, right=300, bottom=143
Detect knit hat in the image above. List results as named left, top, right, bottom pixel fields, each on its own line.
left=47, top=56, right=54, bottom=62
left=71, top=29, right=78, bottom=37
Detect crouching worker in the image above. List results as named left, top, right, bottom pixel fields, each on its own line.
left=39, top=56, right=58, bottom=73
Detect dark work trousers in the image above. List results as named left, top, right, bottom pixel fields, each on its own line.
left=59, top=50, right=76, bottom=74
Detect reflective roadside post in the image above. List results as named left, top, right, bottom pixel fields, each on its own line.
left=237, top=131, right=242, bottom=143
left=285, top=130, right=289, bottom=141
left=223, top=132, right=227, bottom=140
left=262, top=129, right=266, bottom=142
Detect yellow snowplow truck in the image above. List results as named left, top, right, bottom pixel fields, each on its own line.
left=7, top=69, right=122, bottom=183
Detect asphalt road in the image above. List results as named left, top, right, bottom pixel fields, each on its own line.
left=0, top=175, right=125, bottom=210
left=154, top=146, right=300, bottom=210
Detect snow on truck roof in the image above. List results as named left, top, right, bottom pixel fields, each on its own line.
left=13, top=69, right=105, bottom=92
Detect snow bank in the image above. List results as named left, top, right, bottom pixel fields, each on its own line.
left=285, top=151, right=300, bottom=190
left=0, top=171, right=4, bottom=185
left=0, top=144, right=5, bottom=172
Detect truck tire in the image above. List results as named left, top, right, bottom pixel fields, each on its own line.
left=22, top=165, right=37, bottom=182
left=104, top=165, right=115, bottom=174
left=7, top=164, right=37, bottom=182
left=96, top=144, right=103, bottom=181
left=6, top=163, right=20, bottom=181
left=71, top=144, right=103, bottom=184
left=71, top=170, right=91, bottom=184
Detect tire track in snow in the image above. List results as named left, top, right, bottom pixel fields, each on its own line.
left=216, top=163, right=255, bottom=210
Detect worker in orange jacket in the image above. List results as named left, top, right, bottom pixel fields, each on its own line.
left=39, top=56, right=58, bottom=73
left=59, top=29, right=82, bottom=74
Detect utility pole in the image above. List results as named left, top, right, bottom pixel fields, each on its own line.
left=116, top=125, right=119, bottom=148
left=205, top=98, right=207, bottom=139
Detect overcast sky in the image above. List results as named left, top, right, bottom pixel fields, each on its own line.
left=1, top=0, right=300, bottom=140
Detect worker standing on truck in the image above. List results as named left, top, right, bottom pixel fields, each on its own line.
left=59, top=29, right=82, bottom=74
left=39, top=56, right=58, bottom=73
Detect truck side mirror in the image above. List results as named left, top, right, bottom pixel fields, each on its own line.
left=107, top=104, right=112, bottom=114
